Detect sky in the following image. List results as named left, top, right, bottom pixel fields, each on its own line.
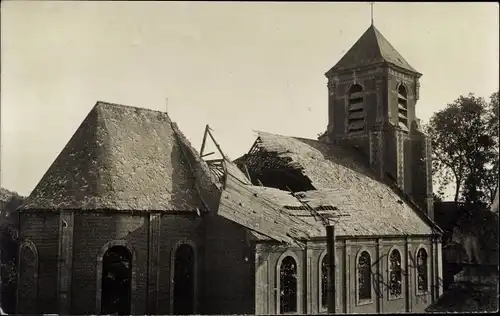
left=1, top=1, right=499, bottom=197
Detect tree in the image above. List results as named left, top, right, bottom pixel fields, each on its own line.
left=426, top=93, right=499, bottom=205
left=0, top=188, right=23, bottom=314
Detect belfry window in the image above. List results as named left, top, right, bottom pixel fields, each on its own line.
left=279, top=256, right=298, bottom=314
left=416, top=248, right=428, bottom=294
left=356, top=251, right=372, bottom=302
left=389, top=249, right=403, bottom=299
left=347, top=84, right=365, bottom=133
left=397, top=84, right=408, bottom=130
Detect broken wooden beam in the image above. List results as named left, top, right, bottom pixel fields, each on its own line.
left=199, top=125, right=210, bottom=156
left=201, top=151, right=215, bottom=158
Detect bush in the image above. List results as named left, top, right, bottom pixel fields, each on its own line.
left=0, top=188, right=24, bottom=314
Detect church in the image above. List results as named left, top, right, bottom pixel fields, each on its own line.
left=16, top=24, right=443, bottom=315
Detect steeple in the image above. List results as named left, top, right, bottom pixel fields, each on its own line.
left=323, top=24, right=433, bottom=219
left=325, top=25, right=420, bottom=76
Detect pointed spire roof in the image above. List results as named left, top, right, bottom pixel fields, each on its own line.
left=326, top=24, right=420, bottom=75
left=21, top=101, right=215, bottom=211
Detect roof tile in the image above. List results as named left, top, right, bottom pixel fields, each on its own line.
left=21, top=101, right=211, bottom=212
left=326, top=25, right=419, bottom=75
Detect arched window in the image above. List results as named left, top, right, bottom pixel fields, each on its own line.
left=101, top=246, right=132, bottom=315
left=357, top=251, right=372, bottom=302
left=172, top=244, right=196, bottom=315
left=397, top=84, right=408, bottom=130
left=17, top=241, right=38, bottom=314
left=388, top=249, right=402, bottom=299
left=416, top=248, right=428, bottom=294
left=347, top=84, right=365, bottom=133
left=279, top=256, right=298, bottom=314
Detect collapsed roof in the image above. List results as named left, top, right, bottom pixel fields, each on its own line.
left=21, top=101, right=440, bottom=245
left=222, top=131, right=441, bottom=243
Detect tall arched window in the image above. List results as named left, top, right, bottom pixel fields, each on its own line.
left=18, top=241, right=39, bottom=314
left=397, top=84, right=408, bottom=130
left=416, top=248, right=428, bottom=294
left=347, top=84, right=365, bottom=133
left=388, top=249, right=402, bottom=299
left=101, top=246, right=132, bottom=315
left=279, top=256, right=298, bottom=314
left=356, top=251, right=372, bottom=302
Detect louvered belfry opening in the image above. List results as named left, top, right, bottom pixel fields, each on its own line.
left=397, top=85, right=409, bottom=130
left=347, top=84, right=365, bottom=133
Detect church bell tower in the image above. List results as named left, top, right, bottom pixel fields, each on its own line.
left=322, top=24, right=434, bottom=219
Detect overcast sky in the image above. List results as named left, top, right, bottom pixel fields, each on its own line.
left=1, top=1, right=499, bottom=197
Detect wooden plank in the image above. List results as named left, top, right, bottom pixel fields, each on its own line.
left=199, top=125, right=209, bottom=156
left=201, top=151, right=215, bottom=158
left=349, top=111, right=365, bottom=119
left=205, top=158, right=224, bottom=163
left=220, top=176, right=312, bottom=242
left=349, top=103, right=364, bottom=111
left=207, top=127, right=226, bottom=158
left=349, top=92, right=364, bottom=100
left=243, top=163, right=252, bottom=181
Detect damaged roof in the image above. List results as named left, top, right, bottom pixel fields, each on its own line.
left=21, top=101, right=218, bottom=212
left=234, top=131, right=439, bottom=238
left=218, top=159, right=322, bottom=246
left=326, top=24, right=419, bottom=75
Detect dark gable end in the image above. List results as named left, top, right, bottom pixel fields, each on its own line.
left=326, top=25, right=419, bottom=75
left=20, top=101, right=206, bottom=212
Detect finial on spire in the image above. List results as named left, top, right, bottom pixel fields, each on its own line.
left=370, top=2, right=374, bottom=25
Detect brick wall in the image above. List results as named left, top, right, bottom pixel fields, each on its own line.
left=326, top=66, right=385, bottom=139
left=157, top=213, right=204, bottom=315
left=17, top=211, right=440, bottom=315
left=203, top=213, right=254, bottom=314
left=387, top=70, right=417, bottom=128
left=71, top=212, right=148, bottom=315
left=18, top=212, right=59, bottom=314
left=17, top=206, right=254, bottom=315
